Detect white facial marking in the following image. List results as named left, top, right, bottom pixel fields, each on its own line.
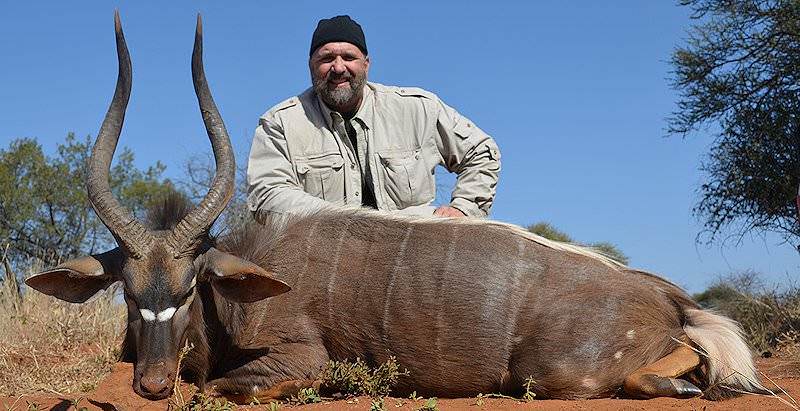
left=140, top=309, right=156, bottom=322
left=614, top=350, right=623, bottom=360
left=139, top=307, right=179, bottom=323
left=157, top=307, right=177, bottom=322
left=626, top=329, right=636, bottom=340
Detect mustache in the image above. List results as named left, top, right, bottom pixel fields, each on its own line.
left=325, top=71, right=353, bottom=82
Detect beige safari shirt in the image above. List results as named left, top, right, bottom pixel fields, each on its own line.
left=247, top=82, right=501, bottom=219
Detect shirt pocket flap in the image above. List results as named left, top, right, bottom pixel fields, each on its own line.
left=296, top=154, right=344, bottom=175
left=454, top=120, right=475, bottom=140
left=378, top=149, right=421, bottom=166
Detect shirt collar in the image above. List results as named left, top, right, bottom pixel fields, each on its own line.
left=316, top=82, right=374, bottom=130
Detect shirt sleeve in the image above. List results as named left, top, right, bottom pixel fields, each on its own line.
left=433, top=99, right=501, bottom=217
left=246, top=114, right=330, bottom=221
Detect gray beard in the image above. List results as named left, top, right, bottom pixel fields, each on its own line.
left=312, top=73, right=366, bottom=112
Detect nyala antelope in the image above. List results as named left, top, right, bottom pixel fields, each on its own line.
left=26, top=13, right=765, bottom=402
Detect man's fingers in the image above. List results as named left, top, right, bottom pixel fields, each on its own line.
left=433, top=206, right=466, bottom=218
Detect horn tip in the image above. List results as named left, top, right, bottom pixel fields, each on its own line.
left=114, top=10, right=122, bottom=32
left=196, top=13, right=203, bottom=35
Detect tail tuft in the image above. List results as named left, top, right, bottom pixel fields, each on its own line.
left=683, top=308, right=765, bottom=399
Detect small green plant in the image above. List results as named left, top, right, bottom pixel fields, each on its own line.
left=416, top=397, right=438, bottom=411
left=79, top=381, right=96, bottom=392
left=266, top=401, right=281, bottom=411
left=173, top=392, right=235, bottom=411
left=26, top=402, right=42, bottom=411
left=168, top=340, right=196, bottom=409
left=319, top=356, right=409, bottom=397
left=369, top=397, right=385, bottom=411
left=290, top=387, right=322, bottom=405
left=522, top=376, right=537, bottom=402
left=473, top=392, right=514, bottom=406
left=408, top=391, right=422, bottom=401
left=69, top=397, right=88, bottom=411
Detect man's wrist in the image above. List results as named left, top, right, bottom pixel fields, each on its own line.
left=449, top=197, right=484, bottom=218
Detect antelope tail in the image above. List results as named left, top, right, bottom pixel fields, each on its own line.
left=682, top=308, right=766, bottom=398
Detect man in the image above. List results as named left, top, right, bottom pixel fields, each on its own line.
left=247, top=15, right=500, bottom=220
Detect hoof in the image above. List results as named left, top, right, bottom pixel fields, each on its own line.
left=671, top=378, right=702, bottom=398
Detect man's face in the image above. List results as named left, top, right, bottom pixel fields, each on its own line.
left=310, top=42, right=370, bottom=113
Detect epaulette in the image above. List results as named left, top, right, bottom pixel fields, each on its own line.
left=270, top=96, right=299, bottom=114
left=393, top=86, right=437, bottom=101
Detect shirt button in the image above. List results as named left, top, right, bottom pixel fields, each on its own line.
left=355, top=191, right=360, bottom=196
left=350, top=163, right=356, bottom=170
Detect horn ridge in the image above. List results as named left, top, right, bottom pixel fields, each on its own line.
left=87, top=10, right=154, bottom=258
left=167, top=14, right=235, bottom=257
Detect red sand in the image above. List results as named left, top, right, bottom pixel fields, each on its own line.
left=2, top=357, right=798, bottom=410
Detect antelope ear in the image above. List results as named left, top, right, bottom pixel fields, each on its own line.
left=199, top=248, right=291, bottom=303
left=25, top=248, right=122, bottom=303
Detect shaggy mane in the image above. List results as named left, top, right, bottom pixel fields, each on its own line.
left=145, top=190, right=194, bottom=231
left=234, top=205, right=630, bottom=270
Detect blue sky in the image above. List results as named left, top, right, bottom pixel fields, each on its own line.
left=1, top=2, right=797, bottom=292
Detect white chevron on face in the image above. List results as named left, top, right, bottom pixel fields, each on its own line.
left=157, top=307, right=177, bottom=322
left=139, top=307, right=177, bottom=323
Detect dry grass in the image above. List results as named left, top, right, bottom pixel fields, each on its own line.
left=694, top=270, right=800, bottom=354
left=0, top=264, right=125, bottom=396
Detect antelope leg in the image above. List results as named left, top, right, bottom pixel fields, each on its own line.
left=623, top=344, right=702, bottom=399
left=212, top=378, right=322, bottom=404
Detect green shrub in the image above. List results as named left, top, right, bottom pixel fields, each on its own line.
left=319, top=356, right=408, bottom=398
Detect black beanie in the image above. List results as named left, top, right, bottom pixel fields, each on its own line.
left=309, top=15, right=368, bottom=57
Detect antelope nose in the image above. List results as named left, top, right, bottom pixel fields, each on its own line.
left=140, top=373, right=170, bottom=396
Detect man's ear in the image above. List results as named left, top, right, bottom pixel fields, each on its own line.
left=199, top=248, right=291, bottom=303
left=25, top=248, right=122, bottom=303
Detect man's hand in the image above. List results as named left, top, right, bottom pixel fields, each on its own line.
left=433, top=206, right=466, bottom=218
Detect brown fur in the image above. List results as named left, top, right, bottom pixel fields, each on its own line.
left=98, top=198, right=762, bottom=400
left=147, top=205, right=757, bottom=400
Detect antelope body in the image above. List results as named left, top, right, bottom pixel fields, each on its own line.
left=26, top=14, right=764, bottom=402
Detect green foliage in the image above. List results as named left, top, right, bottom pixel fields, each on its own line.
left=670, top=0, right=800, bottom=246
left=693, top=270, right=800, bottom=352
left=173, top=392, right=235, bottom=411
left=525, top=222, right=629, bottom=265
left=522, top=376, right=537, bottom=402
left=416, top=397, right=439, bottom=411
left=369, top=397, right=385, bottom=411
left=319, top=356, right=409, bottom=398
left=0, top=134, right=173, bottom=267
left=526, top=222, right=572, bottom=243
left=589, top=242, right=630, bottom=266
left=290, top=387, right=322, bottom=405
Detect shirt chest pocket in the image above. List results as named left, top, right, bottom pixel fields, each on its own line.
left=295, top=153, right=345, bottom=203
left=377, top=148, right=434, bottom=209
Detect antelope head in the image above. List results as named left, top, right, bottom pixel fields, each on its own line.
left=25, top=12, right=290, bottom=400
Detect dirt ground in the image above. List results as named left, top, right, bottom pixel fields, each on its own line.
left=2, top=356, right=799, bottom=411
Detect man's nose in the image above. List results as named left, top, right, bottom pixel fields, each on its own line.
left=330, top=57, right=347, bottom=74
